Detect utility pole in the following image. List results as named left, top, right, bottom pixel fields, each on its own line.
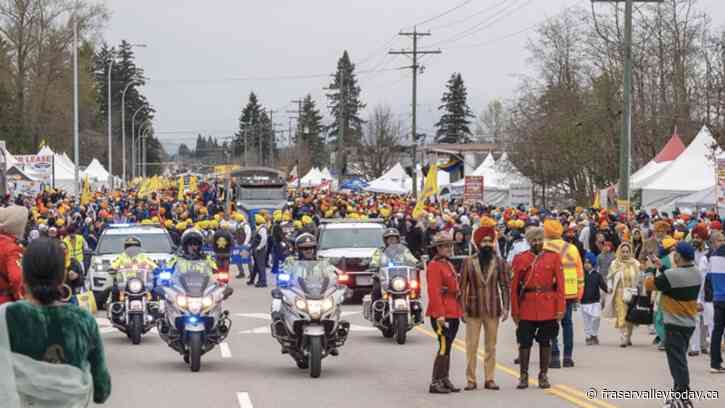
left=389, top=27, right=441, bottom=197
left=592, top=0, right=662, bottom=211
left=335, top=71, right=346, bottom=184
left=72, top=16, right=80, bottom=196
left=289, top=99, right=303, bottom=187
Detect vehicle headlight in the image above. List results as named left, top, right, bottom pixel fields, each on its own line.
left=321, top=297, right=334, bottom=312
left=202, top=296, right=214, bottom=309
left=94, top=259, right=103, bottom=268
left=127, top=279, right=143, bottom=294
left=176, top=294, right=188, bottom=308
left=391, top=277, right=406, bottom=291
left=307, top=300, right=323, bottom=318
left=295, top=298, right=307, bottom=311
left=187, top=297, right=203, bottom=314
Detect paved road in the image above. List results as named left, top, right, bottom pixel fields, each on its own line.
left=99, top=273, right=723, bottom=408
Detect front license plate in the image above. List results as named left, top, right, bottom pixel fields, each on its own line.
left=356, top=275, right=373, bottom=286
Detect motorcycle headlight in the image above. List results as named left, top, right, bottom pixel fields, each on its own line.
left=127, top=279, right=143, bottom=294
left=321, top=297, right=334, bottom=312
left=391, top=277, right=406, bottom=291
left=307, top=300, right=322, bottom=318
left=187, top=297, right=203, bottom=314
left=295, top=298, right=307, bottom=311
left=176, top=294, right=188, bottom=308
left=202, top=296, right=214, bottom=309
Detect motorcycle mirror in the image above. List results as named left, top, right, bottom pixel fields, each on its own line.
left=421, top=255, right=430, bottom=262
left=344, top=288, right=354, bottom=300
left=271, top=288, right=283, bottom=299
left=222, top=287, right=234, bottom=300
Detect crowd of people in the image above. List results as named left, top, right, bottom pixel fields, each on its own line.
left=0, top=179, right=723, bottom=407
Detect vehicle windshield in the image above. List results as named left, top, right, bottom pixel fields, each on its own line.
left=285, top=260, right=336, bottom=283
left=381, top=244, right=414, bottom=267
left=174, top=259, right=213, bottom=297
left=318, top=227, right=383, bottom=250
left=285, top=260, right=337, bottom=299
left=97, top=233, right=173, bottom=255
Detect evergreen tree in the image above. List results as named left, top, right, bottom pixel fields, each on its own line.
left=298, top=94, right=326, bottom=168
left=326, top=50, right=365, bottom=145
left=435, top=73, right=474, bottom=144
left=233, top=92, right=268, bottom=165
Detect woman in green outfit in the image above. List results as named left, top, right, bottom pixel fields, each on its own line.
left=0, top=237, right=111, bottom=407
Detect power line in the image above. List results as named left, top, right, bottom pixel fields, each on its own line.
left=430, top=0, right=535, bottom=48
left=144, top=67, right=405, bottom=84
left=427, top=0, right=510, bottom=31
left=446, top=1, right=581, bottom=50
left=409, top=0, right=474, bottom=28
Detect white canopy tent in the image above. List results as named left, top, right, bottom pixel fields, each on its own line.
left=640, top=126, right=721, bottom=210
left=659, top=186, right=724, bottom=212
left=299, top=167, right=323, bottom=187
left=364, top=163, right=412, bottom=195
left=82, top=158, right=110, bottom=182
left=630, top=132, right=686, bottom=190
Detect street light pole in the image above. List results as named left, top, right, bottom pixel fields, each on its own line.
left=121, top=80, right=141, bottom=185
left=130, top=106, right=145, bottom=179
left=72, top=16, right=80, bottom=196
left=137, top=121, right=152, bottom=178
left=107, top=59, right=113, bottom=189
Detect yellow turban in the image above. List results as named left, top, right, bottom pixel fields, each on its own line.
left=543, top=219, right=564, bottom=239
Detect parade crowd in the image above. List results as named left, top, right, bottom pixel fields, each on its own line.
left=0, top=178, right=723, bottom=408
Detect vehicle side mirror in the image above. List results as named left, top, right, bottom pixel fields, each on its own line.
left=223, top=287, right=234, bottom=300
left=421, top=255, right=429, bottom=263
left=344, top=288, right=354, bottom=300
left=271, top=288, right=283, bottom=299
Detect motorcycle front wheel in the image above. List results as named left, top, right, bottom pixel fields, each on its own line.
left=394, top=314, right=408, bottom=345
left=189, top=332, right=202, bottom=372
left=129, top=314, right=143, bottom=345
left=308, top=336, right=322, bottom=378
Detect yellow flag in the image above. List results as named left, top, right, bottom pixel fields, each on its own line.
left=189, top=176, right=198, bottom=193
left=177, top=176, right=185, bottom=200
left=412, top=164, right=438, bottom=219
left=81, top=176, right=92, bottom=205
left=592, top=191, right=601, bottom=209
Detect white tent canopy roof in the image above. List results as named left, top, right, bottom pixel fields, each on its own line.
left=299, top=167, right=323, bottom=187
left=82, top=158, right=110, bottom=181
left=364, top=163, right=412, bottom=194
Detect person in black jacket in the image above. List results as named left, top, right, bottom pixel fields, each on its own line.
left=581, top=251, right=608, bottom=345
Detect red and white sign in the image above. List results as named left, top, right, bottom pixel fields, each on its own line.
left=464, top=176, right=484, bottom=203
left=14, top=155, right=51, bottom=165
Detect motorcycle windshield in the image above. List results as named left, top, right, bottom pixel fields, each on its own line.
left=173, top=259, right=212, bottom=297
left=381, top=244, right=415, bottom=280
left=285, top=260, right=336, bottom=299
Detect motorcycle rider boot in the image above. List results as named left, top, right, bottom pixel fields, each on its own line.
left=440, top=356, right=460, bottom=392
left=516, top=348, right=530, bottom=389
left=429, top=356, right=450, bottom=394
left=539, top=346, right=552, bottom=389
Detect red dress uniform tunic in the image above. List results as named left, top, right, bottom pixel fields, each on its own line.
left=510, top=250, right=565, bottom=321
left=0, top=234, right=24, bottom=304
left=425, top=257, right=464, bottom=319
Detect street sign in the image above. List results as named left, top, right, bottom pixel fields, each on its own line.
left=463, top=176, right=484, bottom=203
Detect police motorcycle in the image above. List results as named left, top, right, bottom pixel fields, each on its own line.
left=270, top=234, right=350, bottom=378
left=158, top=230, right=233, bottom=372
left=362, top=243, right=424, bottom=345
left=107, top=243, right=162, bottom=345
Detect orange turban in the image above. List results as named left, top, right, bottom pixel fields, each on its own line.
left=543, top=219, right=564, bottom=239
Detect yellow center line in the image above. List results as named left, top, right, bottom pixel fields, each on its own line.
left=415, top=326, right=618, bottom=408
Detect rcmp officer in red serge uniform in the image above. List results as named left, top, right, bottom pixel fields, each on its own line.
left=510, top=226, right=566, bottom=390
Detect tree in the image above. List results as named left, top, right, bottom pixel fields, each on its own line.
left=357, top=105, right=403, bottom=179
left=435, top=73, right=474, bottom=144
left=326, top=50, right=365, bottom=175
left=178, top=143, right=192, bottom=158
left=475, top=99, right=508, bottom=146
left=233, top=92, right=273, bottom=166
left=0, top=0, right=108, bottom=151
left=297, top=94, right=326, bottom=169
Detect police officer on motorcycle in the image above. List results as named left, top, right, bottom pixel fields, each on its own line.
left=110, top=236, right=158, bottom=303
left=168, top=229, right=217, bottom=275
left=370, top=228, right=419, bottom=321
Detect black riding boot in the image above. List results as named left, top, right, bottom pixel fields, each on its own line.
left=516, top=348, right=531, bottom=389
left=429, top=355, right=450, bottom=394
left=539, top=346, right=552, bottom=389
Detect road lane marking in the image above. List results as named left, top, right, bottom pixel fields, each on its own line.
left=220, top=342, right=232, bottom=358
left=236, top=392, right=253, bottom=408
left=234, top=313, right=270, bottom=320
left=415, top=327, right=613, bottom=408
left=239, top=326, right=271, bottom=334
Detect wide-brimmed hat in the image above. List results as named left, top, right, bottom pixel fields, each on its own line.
left=431, top=230, right=455, bottom=246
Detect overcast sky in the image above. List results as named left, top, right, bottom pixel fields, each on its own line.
left=104, top=0, right=725, bottom=154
